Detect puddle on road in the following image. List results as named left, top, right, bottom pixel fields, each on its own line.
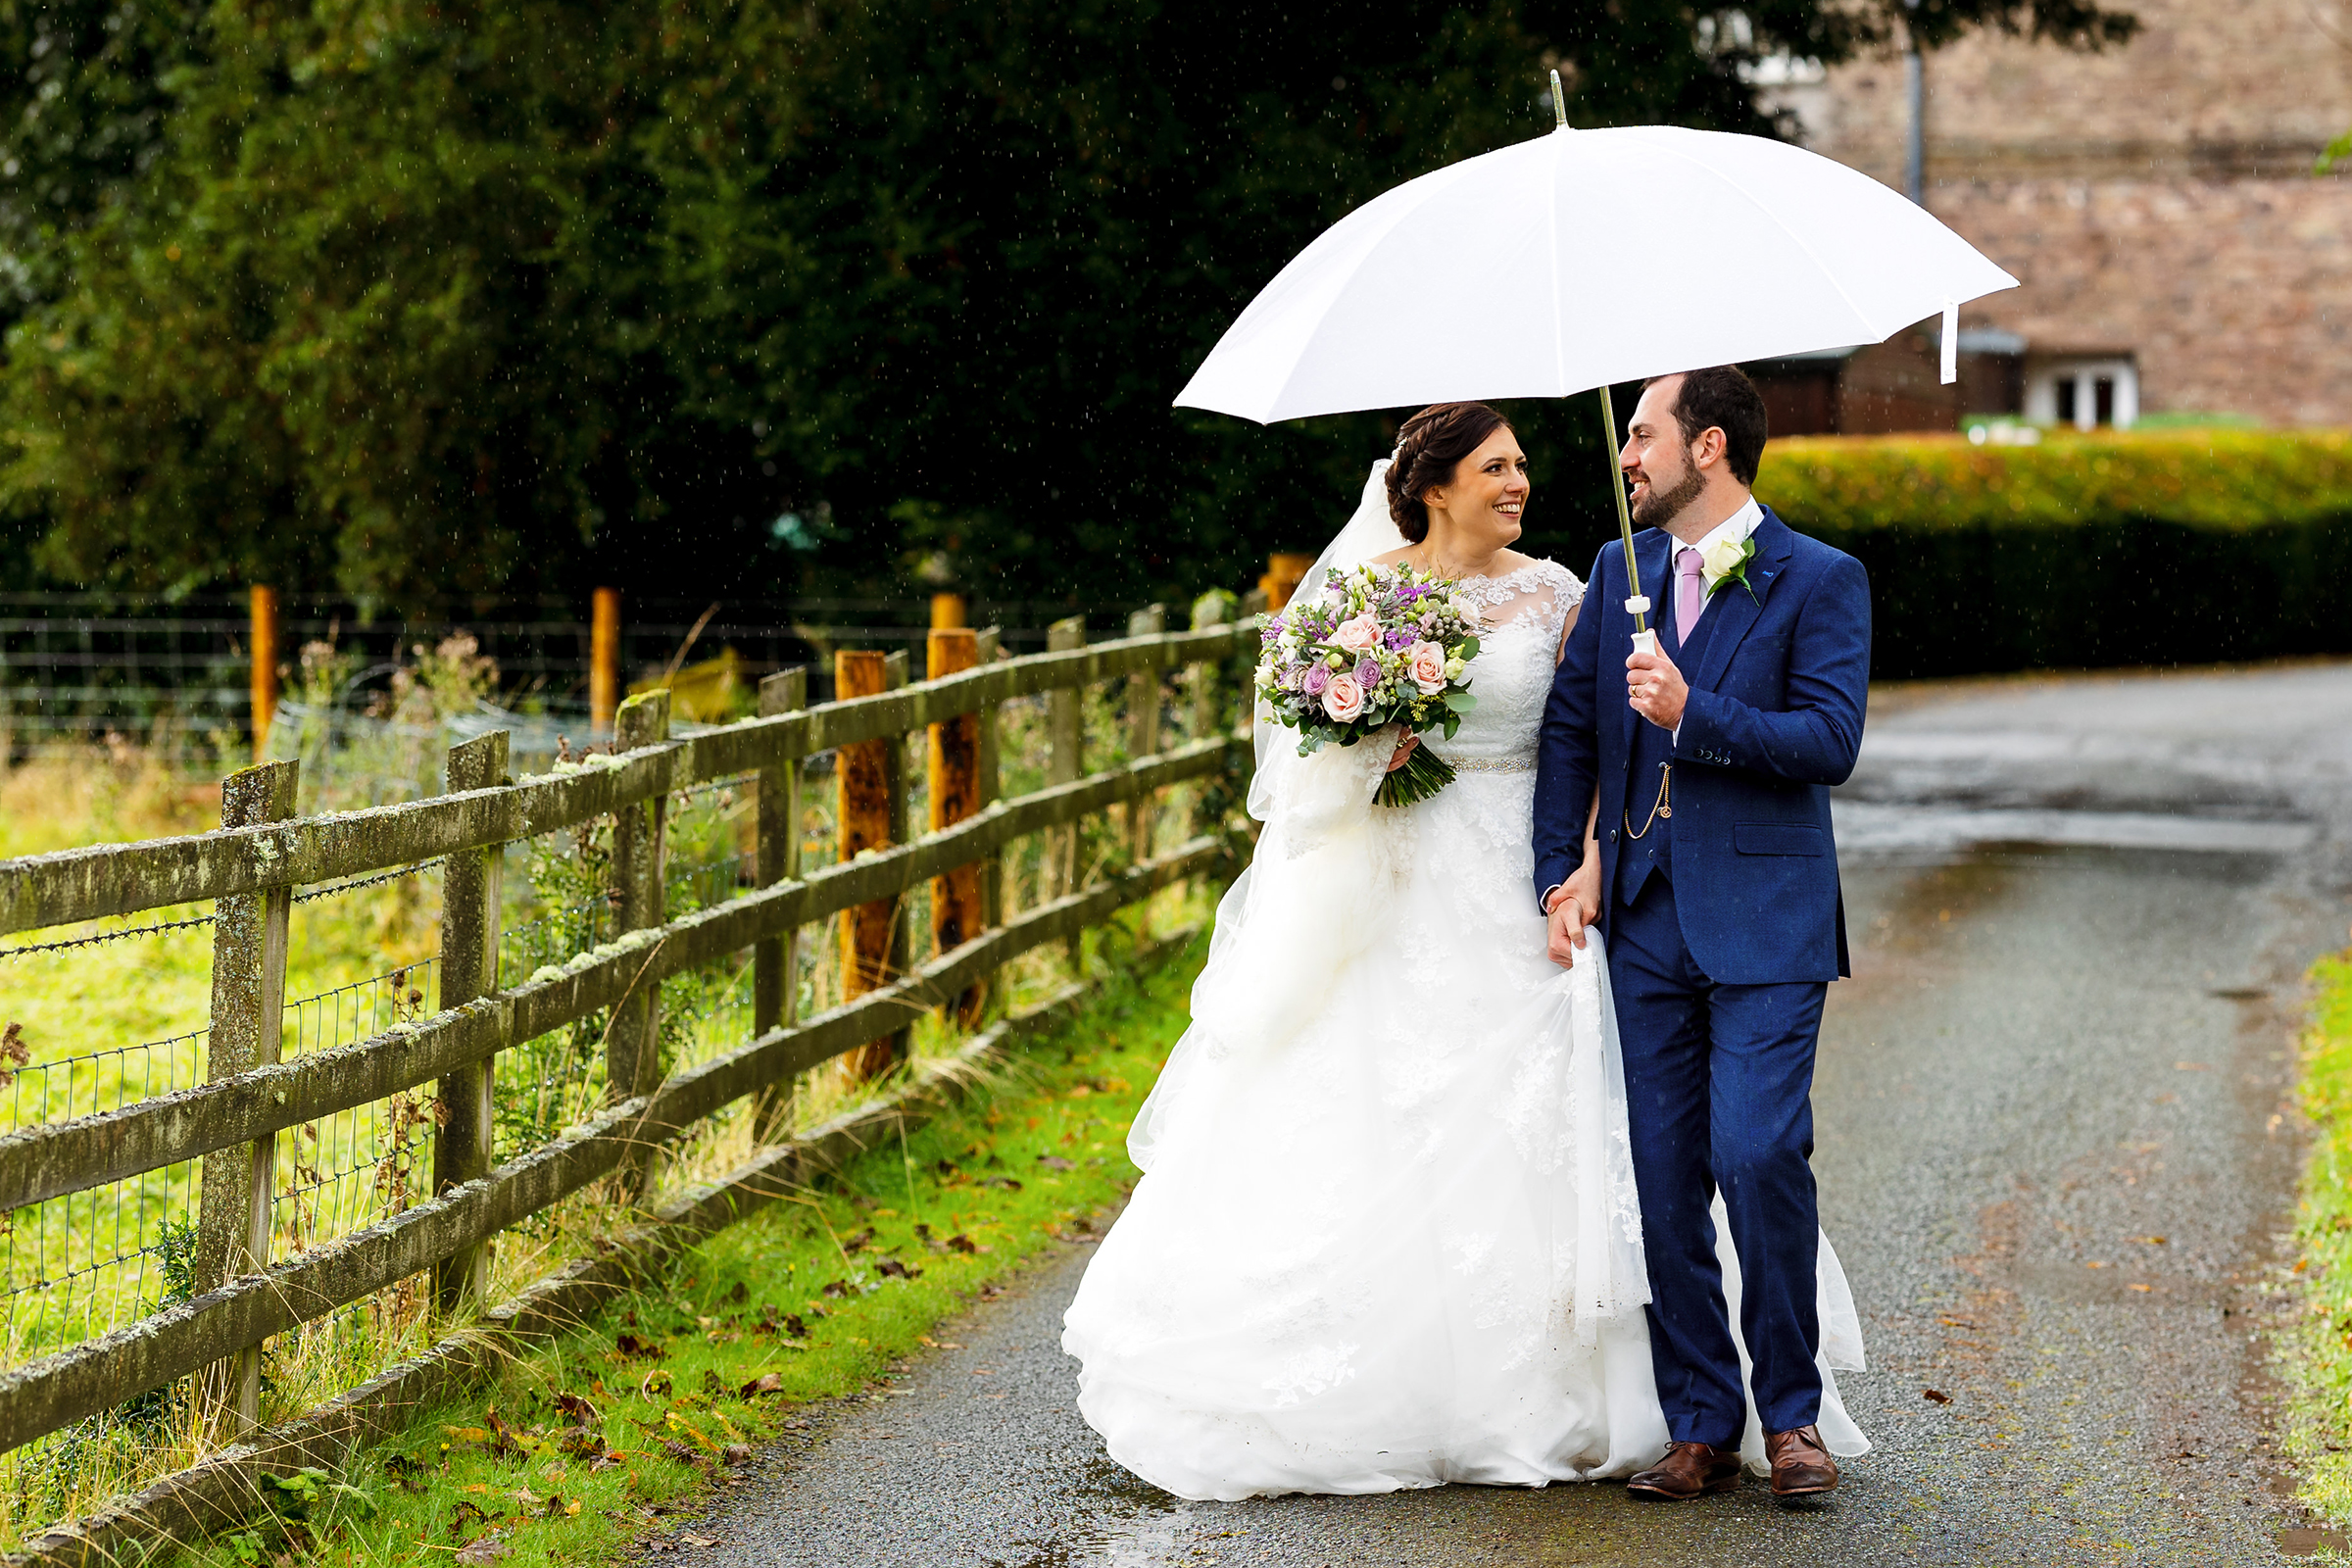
left=1004, top=1510, right=1195, bottom=1568
left=1005, top=1458, right=1194, bottom=1568
left=1834, top=801, right=2316, bottom=857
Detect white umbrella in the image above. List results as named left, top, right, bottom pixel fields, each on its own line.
left=1175, top=85, right=2017, bottom=423
left=1175, top=75, right=2018, bottom=638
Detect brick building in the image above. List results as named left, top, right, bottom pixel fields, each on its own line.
left=1758, top=0, right=2352, bottom=429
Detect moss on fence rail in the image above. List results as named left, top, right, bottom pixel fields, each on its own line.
left=1754, top=429, right=2352, bottom=678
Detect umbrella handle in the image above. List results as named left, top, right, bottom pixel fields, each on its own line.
left=1596, top=382, right=1646, bottom=633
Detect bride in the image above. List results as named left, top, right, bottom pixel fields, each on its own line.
left=1059, top=402, right=1869, bottom=1502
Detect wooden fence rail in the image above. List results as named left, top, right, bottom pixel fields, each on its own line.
left=0, top=627, right=1239, bottom=936
left=0, top=610, right=1256, bottom=1470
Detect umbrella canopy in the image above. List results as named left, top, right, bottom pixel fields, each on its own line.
left=1174, top=122, right=2018, bottom=424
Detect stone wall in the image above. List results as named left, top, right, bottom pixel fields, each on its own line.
left=1765, top=0, right=2352, bottom=425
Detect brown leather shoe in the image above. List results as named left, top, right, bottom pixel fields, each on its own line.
left=1626, top=1441, right=1742, bottom=1500
left=1765, top=1424, right=1838, bottom=1498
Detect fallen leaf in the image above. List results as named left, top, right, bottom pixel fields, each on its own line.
left=514, top=1489, right=544, bottom=1509
left=841, top=1228, right=876, bottom=1254
left=945, top=1234, right=978, bottom=1254
left=726, top=1281, right=749, bottom=1305
left=783, top=1313, right=808, bottom=1339
left=454, top=1536, right=511, bottom=1565
left=1923, top=1389, right=1952, bottom=1405
left=2129, top=1283, right=2153, bottom=1293
left=703, top=1370, right=729, bottom=1398
left=740, top=1373, right=784, bottom=1397
left=979, top=1176, right=1023, bottom=1191
left=1036, top=1154, right=1076, bottom=1171
left=877, top=1258, right=921, bottom=1280
left=722, top=1444, right=753, bottom=1466
left=640, top=1369, right=673, bottom=1399
left=449, top=1500, right=498, bottom=1538
left=679, top=1533, right=720, bottom=1549
left=2133, top=1236, right=2169, bottom=1246
left=589, top=1450, right=626, bottom=1472
left=552, top=1392, right=600, bottom=1424
left=614, top=1333, right=665, bottom=1361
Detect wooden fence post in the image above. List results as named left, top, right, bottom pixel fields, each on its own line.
left=930, top=593, right=966, bottom=629
left=838, top=650, right=909, bottom=1080
left=248, top=586, right=279, bottom=760
left=927, top=627, right=982, bottom=1022
left=433, top=730, right=508, bottom=1312
left=974, top=627, right=1003, bottom=930
left=590, top=588, right=621, bottom=736
left=1189, top=593, right=1231, bottom=844
left=1260, top=553, right=1314, bottom=612
left=752, top=668, right=807, bottom=1143
left=195, top=758, right=298, bottom=1434
left=1125, top=605, right=1164, bottom=868
left=1045, top=616, right=1086, bottom=968
left=606, top=690, right=668, bottom=1199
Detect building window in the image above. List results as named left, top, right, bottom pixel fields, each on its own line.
left=2025, top=357, right=2138, bottom=430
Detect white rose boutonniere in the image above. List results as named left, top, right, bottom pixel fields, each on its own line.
left=1701, top=534, right=1760, bottom=604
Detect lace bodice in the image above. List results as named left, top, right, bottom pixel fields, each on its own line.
left=1433, top=560, right=1584, bottom=765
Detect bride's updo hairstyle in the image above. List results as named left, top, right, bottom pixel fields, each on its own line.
left=1385, top=402, right=1515, bottom=544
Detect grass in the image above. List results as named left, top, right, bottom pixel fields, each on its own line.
left=163, top=927, right=1206, bottom=1568
left=2283, top=945, right=2352, bottom=1525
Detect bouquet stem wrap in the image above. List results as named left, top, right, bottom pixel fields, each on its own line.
left=1375, top=744, right=1457, bottom=808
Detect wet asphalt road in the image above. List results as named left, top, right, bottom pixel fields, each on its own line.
left=684, top=662, right=2352, bottom=1567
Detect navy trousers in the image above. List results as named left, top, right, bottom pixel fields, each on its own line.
left=1611, top=869, right=1827, bottom=1444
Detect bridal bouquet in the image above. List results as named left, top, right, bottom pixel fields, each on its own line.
left=1254, top=562, right=1482, bottom=807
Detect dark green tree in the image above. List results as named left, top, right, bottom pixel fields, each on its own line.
left=0, top=0, right=2134, bottom=610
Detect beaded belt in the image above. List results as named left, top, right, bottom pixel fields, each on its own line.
left=1441, top=755, right=1536, bottom=775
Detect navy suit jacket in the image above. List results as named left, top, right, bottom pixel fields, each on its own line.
left=1533, top=508, right=1870, bottom=985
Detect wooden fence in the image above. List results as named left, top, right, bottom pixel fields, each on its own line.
left=0, top=600, right=1256, bottom=1553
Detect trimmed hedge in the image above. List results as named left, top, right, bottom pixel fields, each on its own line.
left=1754, top=429, right=2352, bottom=678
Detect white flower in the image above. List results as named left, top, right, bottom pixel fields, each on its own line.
left=1701, top=534, right=1751, bottom=589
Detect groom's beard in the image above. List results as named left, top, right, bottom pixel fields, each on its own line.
left=1630, top=461, right=1705, bottom=530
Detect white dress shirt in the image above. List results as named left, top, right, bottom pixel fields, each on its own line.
left=1668, top=496, right=1763, bottom=639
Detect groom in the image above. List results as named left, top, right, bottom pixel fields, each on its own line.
left=1533, top=367, right=1870, bottom=1502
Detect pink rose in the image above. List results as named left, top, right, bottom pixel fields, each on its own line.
left=1322, top=671, right=1365, bottom=722
left=1332, top=613, right=1381, bottom=655
left=1406, top=640, right=1446, bottom=695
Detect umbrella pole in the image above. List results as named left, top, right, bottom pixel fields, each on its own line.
left=1595, top=383, right=1655, bottom=653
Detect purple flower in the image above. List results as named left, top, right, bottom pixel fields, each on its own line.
left=1354, top=656, right=1379, bottom=687
left=1383, top=629, right=1414, bottom=651
left=1301, top=663, right=1330, bottom=697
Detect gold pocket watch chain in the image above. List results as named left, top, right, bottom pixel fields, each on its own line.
left=1623, top=763, right=1673, bottom=840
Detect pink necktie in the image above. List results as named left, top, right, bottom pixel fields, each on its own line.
left=1675, top=545, right=1706, bottom=645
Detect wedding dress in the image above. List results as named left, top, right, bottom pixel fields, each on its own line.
left=1060, top=465, right=1868, bottom=1503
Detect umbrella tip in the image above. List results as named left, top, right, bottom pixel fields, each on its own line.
left=1549, top=69, right=1566, bottom=128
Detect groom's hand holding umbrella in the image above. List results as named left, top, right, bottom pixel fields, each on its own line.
left=1627, top=646, right=1689, bottom=731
